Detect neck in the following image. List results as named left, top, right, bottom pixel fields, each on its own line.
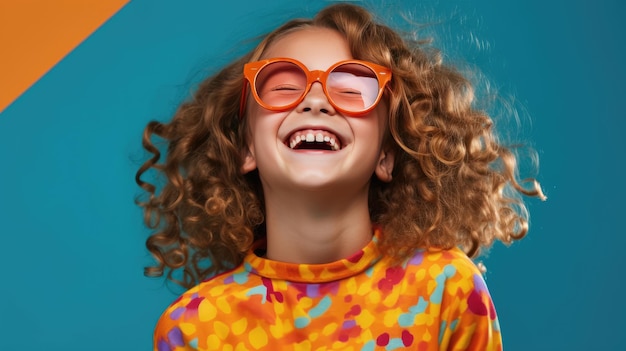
left=262, top=186, right=373, bottom=264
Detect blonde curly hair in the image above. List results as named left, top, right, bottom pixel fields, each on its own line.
left=136, top=3, right=545, bottom=289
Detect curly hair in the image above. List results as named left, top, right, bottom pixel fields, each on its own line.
left=136, top=3, right=545, bottom=289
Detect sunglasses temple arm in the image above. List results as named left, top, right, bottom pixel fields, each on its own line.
left=239, top=81, right=249, bottom=119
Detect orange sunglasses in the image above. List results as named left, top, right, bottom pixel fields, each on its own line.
left=239, top=58, right=392, bottom=118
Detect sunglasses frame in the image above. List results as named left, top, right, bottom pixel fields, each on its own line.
left=240, top=57, right=392, bottom=118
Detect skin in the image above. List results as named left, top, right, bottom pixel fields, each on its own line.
left=242, top=27, right=395, bottom=264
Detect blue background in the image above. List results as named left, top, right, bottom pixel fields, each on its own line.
left=1, top=0, right=624, bottom=349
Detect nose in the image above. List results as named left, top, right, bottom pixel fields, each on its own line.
left=296, top=82, right=336, bottom=115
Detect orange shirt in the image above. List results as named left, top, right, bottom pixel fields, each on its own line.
left=154, top=229, right=502, bottom=350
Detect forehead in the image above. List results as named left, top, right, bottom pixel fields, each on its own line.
left=261, top=27, right=353, bottom=70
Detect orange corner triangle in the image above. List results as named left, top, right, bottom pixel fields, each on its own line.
left=0, top=0, right=130, bottom=113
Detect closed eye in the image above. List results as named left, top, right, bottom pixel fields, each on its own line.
left=271, top=84, right=302, bottom=91
left=338, top=89, right=362, bottom=95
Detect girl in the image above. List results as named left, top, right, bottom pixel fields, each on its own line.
left=136, top=3, right=544, bottom=350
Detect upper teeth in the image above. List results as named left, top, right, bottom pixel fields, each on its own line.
left=289, top=130, right=340, bottom=150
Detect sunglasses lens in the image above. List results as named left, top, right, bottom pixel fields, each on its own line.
left=254, top=61, right=307, bottom=109
left=252, top=61, right=382, bottom=113
left=327, top=63, right=380, bottom=112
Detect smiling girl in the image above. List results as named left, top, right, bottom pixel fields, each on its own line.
left=136, top=3, right=544, bottom=350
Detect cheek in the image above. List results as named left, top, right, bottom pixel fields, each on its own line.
left=246, top=106, right=271, bottom=137
left=367, top=105, right=389, bottom=142
left=245, top=110, right=287, bottom=153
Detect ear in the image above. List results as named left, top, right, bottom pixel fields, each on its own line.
left=241, top=146, right=257, bottom=174
left=374, top=147, right=395, bottom=182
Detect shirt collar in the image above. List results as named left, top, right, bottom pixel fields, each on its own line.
left=244, top=227, right=383, bottom=283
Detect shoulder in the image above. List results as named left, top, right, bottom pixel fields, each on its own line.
left=405, top=246, right=485, bottom=281
left=153, top=263, right=257, bottom=334
left=164, top=262, right=256, bottom=311
left=403, top=247, right=493, bottom=310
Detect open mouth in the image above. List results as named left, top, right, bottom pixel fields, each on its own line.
left=287, top=129, right=342, bottom=151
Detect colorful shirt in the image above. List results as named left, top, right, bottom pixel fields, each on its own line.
left=154, top=229, right=502, bottom=351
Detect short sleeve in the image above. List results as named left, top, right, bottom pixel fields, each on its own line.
left=153, top=295, right=201, bottom=351
left=438, top=258, right=503, bottom=351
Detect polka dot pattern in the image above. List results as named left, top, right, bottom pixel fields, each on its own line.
left=154, top=229, right=502, bottom=350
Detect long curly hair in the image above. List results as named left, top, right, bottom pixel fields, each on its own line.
left=136, top=3, right=545, bottom=289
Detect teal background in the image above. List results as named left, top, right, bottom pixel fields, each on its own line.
left=1, top=0, right=624, bottom=349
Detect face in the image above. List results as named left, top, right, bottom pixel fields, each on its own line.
left=241, top=27, right=394, bottom=193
